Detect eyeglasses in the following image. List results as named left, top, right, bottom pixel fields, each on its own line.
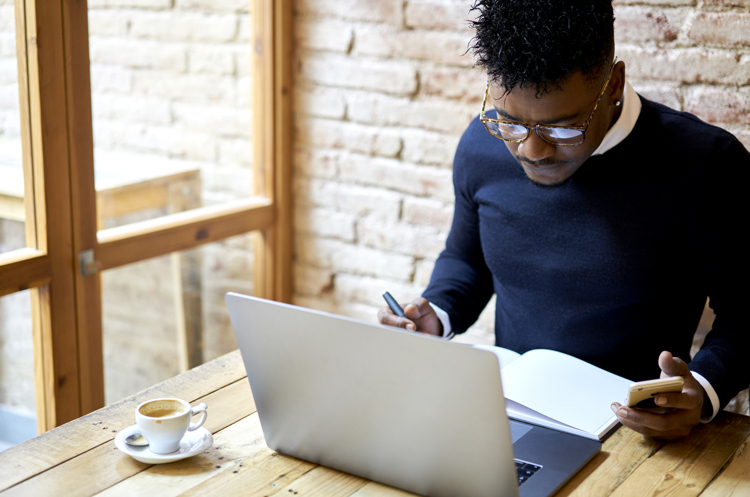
left=479, top=58, right=618, bottom=147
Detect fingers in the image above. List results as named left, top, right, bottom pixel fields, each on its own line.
left=377, top=306, right=416, bottom=331
left=658, top=351, right=690, bottom=378
left=610, top=402, right=696, bottom=440
left=653, top=391, right=702, bottom=410
left=403, top=298, right=432, bottom=319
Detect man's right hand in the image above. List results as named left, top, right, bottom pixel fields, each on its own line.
left=377, top=297, right=443, bottom=337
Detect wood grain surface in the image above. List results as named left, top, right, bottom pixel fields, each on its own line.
left=2, top=347, right=749, bottom=497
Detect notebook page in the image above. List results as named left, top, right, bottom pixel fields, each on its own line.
left=501, top=349, right=631, bottom=435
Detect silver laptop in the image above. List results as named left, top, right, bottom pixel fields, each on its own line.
left=226, top=293, right=601, bottom=497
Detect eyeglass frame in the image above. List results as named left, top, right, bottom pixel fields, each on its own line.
left=479, top=57, right=618, bottom=147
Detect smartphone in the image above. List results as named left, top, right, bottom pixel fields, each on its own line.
left=625, top=377, right=684, bottom=409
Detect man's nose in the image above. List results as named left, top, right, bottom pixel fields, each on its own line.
left=518, top=130, right=556, bottom=162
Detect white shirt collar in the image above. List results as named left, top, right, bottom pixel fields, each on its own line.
left=591, top=80, right=641, bottom=156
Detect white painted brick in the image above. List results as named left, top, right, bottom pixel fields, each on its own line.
left=296, top=234, right=415, bottom=281
left=234, top=45, right=252, bottom=78
left=237, top=12, right=251, bottom=43
left=132, top=70, right=237, bottom=104
left=168, top=130, right=220, bottom=162
left=400, top=128, right=459, bottom=167
left=0, top=58, right=16, bottom=84
left=292, top=294, right=338, bottom=315
left=294, top=207, right=356, bottom=242
left=0, top=113, right=19, bottom=137
left=298, top=53, right=417, bottom=97
left=421, top=66, right=487, bottom=103
left=345, top=90, right=476, bottom=135
left=188, top=44, right=235, bottom=75
left=235, top=76, right=252, bottom=108
left=0, top=5, right=14, bottom=31
left=296, top=19, right=353, bottom=53
left=335, top=302, right=383, bottom=324
left=130, top=12, right=238, bottom=43
left=93, top=119, right=220, bottom=162
left=173, top=102, right=250, bottom=138
left=89, top=37, right=187, bottom=72
left=201, top=163, right=253, bottom=200
left=92, top=93, right=172, bottom=125
left=294, top=263, right=334, bottom=296
left=333, top=273, right=420, bottom=308
left=0, top=33, right=16, bottom=57
left=90, top=65, right=133, bottom=94
left=357, top=218, right=447, bottom=259
left=334, top=183, right=402, bottom=222
left=88, top=10, right=130, bottom=37
left=620, top=46, right=750, bottom=86
left=414, top=259, right=436, bottom=288
left=630, top=81, right=683, bottom=110
left=614, top=6, right=688, bottom=45
left=338, top=152, right=454, bottom=202
left=293, top=147, right=340, bottom=179
left=684, top=86, right=750, bottom=125
left=175, top=0, right=248, bottom=13
left=295, top=0, right=403, bottom=25
left=354, top=26, right=473, bottom=67
left=402, top=196, right=453, bottom=230
left=295, top=85, right=347, bottom=119
left=293, top=177, right=403, bottom=222
left=298, top=117, right=401, bottom=158
left=218, top=137, right=251, bottom=165
left=88, top=0, right=172, bottom=8
left=405, top=1, right=477, bottom=31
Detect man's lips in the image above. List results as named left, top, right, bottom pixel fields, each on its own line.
left=520, top=160, right=567, bottom=171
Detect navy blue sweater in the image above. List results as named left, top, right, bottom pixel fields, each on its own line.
left=423, top=97, right=749, bottom=408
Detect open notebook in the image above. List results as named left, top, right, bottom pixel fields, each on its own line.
left=475, top=346, right=631, bottom=440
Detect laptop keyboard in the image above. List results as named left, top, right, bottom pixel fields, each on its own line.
left=515, top=459, right=542, bottom=486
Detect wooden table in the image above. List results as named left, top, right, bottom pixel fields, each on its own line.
left=1, top=349, right=749, bottom=496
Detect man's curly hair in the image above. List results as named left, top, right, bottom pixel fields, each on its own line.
left=469, top=0, right=615, bottom=95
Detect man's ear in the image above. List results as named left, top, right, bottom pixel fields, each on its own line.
left=610, top=60, right=626, bottom=103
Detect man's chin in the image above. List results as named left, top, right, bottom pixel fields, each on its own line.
left=518, top=161, right=576, bottom=188
left=526, top=175, right=571, bottom=189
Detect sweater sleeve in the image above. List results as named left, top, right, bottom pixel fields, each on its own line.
left=422, top=130, right=495, bottom=336
left=687, top=137, right=750, bottom=409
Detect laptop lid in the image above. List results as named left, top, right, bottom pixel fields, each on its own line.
left=227, top=294, right=601, bottom=497
left=227, top=293, right=519, bottom=497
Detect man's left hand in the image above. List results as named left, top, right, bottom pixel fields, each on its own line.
left=611, top=351, right=709, bottom=440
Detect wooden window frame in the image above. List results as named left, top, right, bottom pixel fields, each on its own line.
left=0, top=0, right=291, bottom=432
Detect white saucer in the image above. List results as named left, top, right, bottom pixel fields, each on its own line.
left=114, top=424, right=213, bottom=464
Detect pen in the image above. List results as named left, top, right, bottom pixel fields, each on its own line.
left=382, top=291, right=406, bottom=318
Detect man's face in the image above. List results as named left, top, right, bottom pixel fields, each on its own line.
left=489, top=64, right=624, bottom=186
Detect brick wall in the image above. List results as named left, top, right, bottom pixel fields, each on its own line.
left=0, top=0, right=748, bottom=414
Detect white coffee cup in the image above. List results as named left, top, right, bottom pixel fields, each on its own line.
left=135, top=398, right=208, bottom=454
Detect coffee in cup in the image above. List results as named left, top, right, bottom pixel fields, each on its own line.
left=135, top=398, right=208, bottom=454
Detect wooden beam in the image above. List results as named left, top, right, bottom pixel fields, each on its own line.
left=273, top=0, right=293, bottom=303
left=96, top=199, right=274, bottom=271
left=21, top=0, right=82, bottom=429
left=251, top=0, right=293, bottom=304
left=0, top=249, right=50, bottom=298
left=62, top=0, right=105, bottom=417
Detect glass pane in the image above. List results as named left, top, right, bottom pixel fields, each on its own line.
left=0, top=290, right=37, bottom=451
left=0, top=0, right=27, bottom=254
left=88, top=2, right=253, bottom=232
left=102, top=233, right=254, bottom=404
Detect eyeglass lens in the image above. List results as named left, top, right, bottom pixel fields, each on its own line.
left=484, top=121, right=585, bottom=146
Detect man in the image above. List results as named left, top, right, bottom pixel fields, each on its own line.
left=378, top=0, right=749, bottom=440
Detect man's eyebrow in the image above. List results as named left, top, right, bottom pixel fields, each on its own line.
left=493, top=105, right=583, bottom=125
